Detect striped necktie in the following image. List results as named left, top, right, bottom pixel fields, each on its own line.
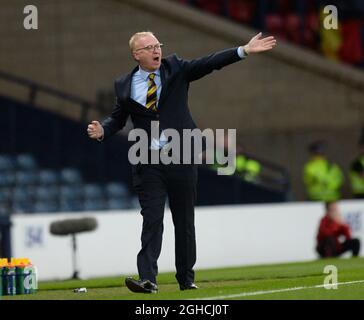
left=146, top=73, right=158, bottom=112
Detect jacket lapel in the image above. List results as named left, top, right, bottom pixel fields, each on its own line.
left=120, top=67, right=137, bottom=102
left=120, top=67, right=151, bottom=113
left=120, top=64, right=168, bottom=113
left=158, top=64, right=167, bottom=109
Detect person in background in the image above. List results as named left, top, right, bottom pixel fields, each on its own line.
left=303, top=140, right=344, bottom=201
left=211, top=133, right=261, bottom=182
left=316, top=201, right=360, bottom=258
left=349, top=130, right=364, bottom=198
left=235, top=145, right=261, bottom=183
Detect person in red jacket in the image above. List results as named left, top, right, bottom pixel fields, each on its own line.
left=316, top=201, right=361, bottom=258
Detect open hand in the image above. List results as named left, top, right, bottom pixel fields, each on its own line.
left=244, top=32, right=277, bottom=54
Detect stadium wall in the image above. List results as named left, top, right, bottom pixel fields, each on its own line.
left=1, top=0, right=364, bottom=199
left=11, top=200, right=364, bottom=281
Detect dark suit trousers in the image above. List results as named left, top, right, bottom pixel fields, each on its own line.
left=132, top=162, right=197, bottom=285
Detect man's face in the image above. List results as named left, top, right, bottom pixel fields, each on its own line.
left=327, top=203, right=342, bottom=222
left=132, top=34, right=162, bottom=72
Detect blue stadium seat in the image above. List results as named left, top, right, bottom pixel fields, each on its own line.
left=0, top=188, right=12, bottom=202
left=107, top=198, right=130, bottom=210
left=0, top=201, right=11, bottom=216
left=0, top=172, right=15, bottom=187
left=59, top=185, right=83, bottom=201
left=106, top=182, right=129, bottom=198
left=15, top=170, right=38, bottom=186
left=60, top=168, right=83, bottom=184
left=0, top=155, right=15, bottom=172
left=84, top=198, right=107, bottom=211
left=84, top=183, right=104, bottom=199
left=33, top=200, right=59, bottom=213
left=12, top=186, right=34, bottom=202
left=12, top=201, right=34, bottom=214
left=129, top=196, right=141, bottom=210
left=34, top=185, right=58, bottom=201
left=59, top=199, right=83, bottom=212
left=15, top=154, right=37, bottom=171
left=38, top=169, right=59, bottom=185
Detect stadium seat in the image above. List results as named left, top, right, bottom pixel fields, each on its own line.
left=107, top=198, right=130, bottom=210
left=15, top=154, right=37, bottom=171
left=59, top=199, right=84, bottom=212
left=33, top=200, right=59, bottom=213
left=305, top=11, right=319, bottom=32
left=276, top=0, right=292, bottom=15
left=59, top=185, right=83, bottom=201
left=0, top=155, right=15, bottom=172
left=34, top=185, right=58, bottom=201
left=106, top=182, right=129, bottom=199
left=38, top=169, right=59, bottom=185
left=226, top=0, right=256, bottom=24
left=0, top=172, right=15, bottom=187
left=14, top=170, right=38, bottom=186
left=84, top=183, right=104, bottom=199
left=302, top=12, right=319, bottom=49
left=0, top=201, right=11, bottom=216
left=302, top=29, right=315, bottom=49
left=60, top=168, right=83, bottom=184
left=339, top=20, right=364, bottom=65
left=12, top=186, right=34, bottom=202
left=129, top=196, right=141, bottom=210
left=285, top=13, right=302, bottom=44
left=264, top=14, right=286, bottom=39
left=304, top=0, right=319, bottom=13
left=195, top=0, right=224, bottom=15
left=0, top=188, right=12, bottom=202
left=84, top=198, right=107, bottom=211
left=12, top=200, right=34, bottom=214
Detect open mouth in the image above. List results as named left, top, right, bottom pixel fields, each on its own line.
left=153, top=56, right=160, bottom=62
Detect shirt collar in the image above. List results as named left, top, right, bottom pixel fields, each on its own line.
left=138, top=67, right=160, bottom=81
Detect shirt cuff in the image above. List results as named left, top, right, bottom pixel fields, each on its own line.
left=237, top=46, right=246, bottom=59
left=97, top=127, right=105, bottom=142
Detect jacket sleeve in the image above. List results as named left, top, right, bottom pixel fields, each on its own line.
left=318, top=218, right=337, bottom=238
left=180, top=47, right=243, bottom=82
left=100, top=82, right=130, bottom=140
left=338, top=223, right=352, bottom=240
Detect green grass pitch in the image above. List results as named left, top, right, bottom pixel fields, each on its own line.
left=2, top=257, right=364, bottom=300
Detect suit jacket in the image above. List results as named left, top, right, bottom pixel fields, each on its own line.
left=101, top=47, right=242, bottom=140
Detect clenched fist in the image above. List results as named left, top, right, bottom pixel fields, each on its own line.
left=87, top=120, right=104, bottom=140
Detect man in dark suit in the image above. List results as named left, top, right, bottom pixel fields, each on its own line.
left=87, top=31, right=276, bottom=293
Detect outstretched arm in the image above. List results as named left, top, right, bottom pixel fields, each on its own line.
left=182, top=32, right=276, bottom=82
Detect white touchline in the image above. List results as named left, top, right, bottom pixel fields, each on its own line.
left=188, top=279, right=364, bottom=300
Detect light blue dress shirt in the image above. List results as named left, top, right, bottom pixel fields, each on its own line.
left=131, top=68, right=162, bottom=107
left=131, top=68, right=166, bottom=149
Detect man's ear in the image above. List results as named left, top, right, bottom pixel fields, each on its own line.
left=132, top=51, right=139, bottom=62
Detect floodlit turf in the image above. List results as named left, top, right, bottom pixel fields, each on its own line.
left=2, top=257, right=364, bottom=300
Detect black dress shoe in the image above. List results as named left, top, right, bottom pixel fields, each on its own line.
left=179, top=283, right=199, bottom=291
left=125, top=277, right=158, bottom=293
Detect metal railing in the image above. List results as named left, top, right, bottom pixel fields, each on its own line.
left=243, top=151, right=291, bottom=194
left=0, top=70, right=95, bottom=122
